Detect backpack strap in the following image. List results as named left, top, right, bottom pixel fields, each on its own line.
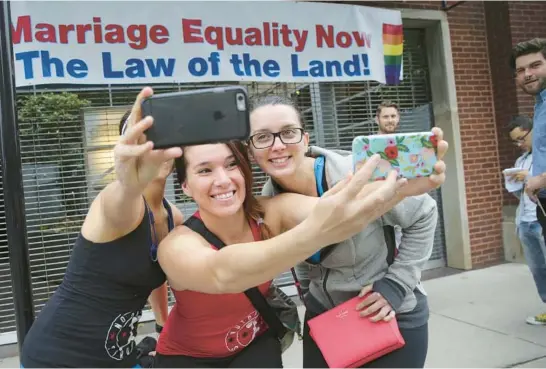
left=383, top=224, right=397, bottom=266
left=183, top=215, right=287, bottom=341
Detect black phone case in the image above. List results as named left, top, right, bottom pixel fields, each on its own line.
left=141, top=86, right=250, bottom=148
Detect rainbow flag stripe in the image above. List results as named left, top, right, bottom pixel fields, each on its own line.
left=383, top=23, right=403, bottom=85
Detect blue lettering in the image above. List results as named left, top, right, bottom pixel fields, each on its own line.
left=40, top=50, right=64, bottom=78
left=146, top=58, right=175, bottom=77
left=291, top=54, right=308, bottom=77
left=292, top=53, right=371, bottom=78
left=361, top=54, right=370, bottom=76
left=15, top=51, right=40, bottom=79
left=309, top=61, right=324, bottom=77
left=208, top=52, right=220, bottom=76
left=102, top=52, right=124, bottom=78
left=229, top=54, right=244, bottom=76
left=66, top=59, right=88, bottom=78
left=104, top=53, right=175, bottom=79
left=343, top=55, right=361, bottom=77
left=126, top=59, right=146, bottom=78
left=188, top=57, right=208, bottom=77
left=263, top=60, right=280, bottom=77
left=241, top=53, right=261, bottom=76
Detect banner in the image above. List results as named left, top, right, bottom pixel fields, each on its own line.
left=10, top=1, right=403, bottom=87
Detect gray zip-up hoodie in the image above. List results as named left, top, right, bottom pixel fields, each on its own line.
left=262, top=146, right=438, bottom=327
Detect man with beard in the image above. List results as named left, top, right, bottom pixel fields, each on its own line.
left=375, top=100, right=400, bottom=134
left=512, top=38, right=546, bottom=326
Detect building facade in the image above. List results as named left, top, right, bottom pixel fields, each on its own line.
left=0, top=0, right=543, bottom=343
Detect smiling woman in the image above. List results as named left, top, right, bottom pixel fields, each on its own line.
left=153, top=132, right=447, bottom=367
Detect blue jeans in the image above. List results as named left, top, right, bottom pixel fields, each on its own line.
left=518, top=221, right=546, bottom=303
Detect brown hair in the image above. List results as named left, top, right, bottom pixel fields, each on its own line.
left=175, top=141, right=272, bottom=240
left=250, top=95, right=306, bottom=130
left=119, top=109, right=132, bottom=135
left=376, top=100, right=399, bottom=117
left=510, top=38, right=546, bottom=70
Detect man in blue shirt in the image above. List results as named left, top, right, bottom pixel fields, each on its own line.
left=512, top=38, right=546, bottom=325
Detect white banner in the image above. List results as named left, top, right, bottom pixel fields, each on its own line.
left=10, top=1, right=403, bottom=87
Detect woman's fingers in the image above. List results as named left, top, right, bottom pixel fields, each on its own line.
left=341, top=154, right=381, bottom=200
left=322, top=175, right=352, bottom=198
left=353, top=170, right=401, bottom=212
left=128, top=87, right=153, bottom=127
left=146, top=146, right=184, bottom=164
left=120, top=116, right=154, bottom=145
left=436, top=140, right=449, bottom=161
left=114, top=141, right=154, bottom=159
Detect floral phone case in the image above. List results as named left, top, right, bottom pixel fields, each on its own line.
left=352, top=132, right=438, bottom=180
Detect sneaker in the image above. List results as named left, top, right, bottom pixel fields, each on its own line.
left=526, top=313, right=546, bottom=325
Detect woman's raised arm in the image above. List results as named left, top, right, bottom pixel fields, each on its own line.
left=159, top=155, right=405, bottom=294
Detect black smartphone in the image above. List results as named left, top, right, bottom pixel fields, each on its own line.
left=141, top=86, right=250, bottom=148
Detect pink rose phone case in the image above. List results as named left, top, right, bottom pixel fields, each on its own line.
left=352, top=132, right=438, bottom=181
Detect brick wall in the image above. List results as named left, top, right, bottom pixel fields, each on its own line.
left=484, top=2, right=520, bottom=207
left=447, top=2, right=504, bottom=265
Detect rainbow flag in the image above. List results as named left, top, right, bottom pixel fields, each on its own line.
left=382, top=24, right=403, bottom=85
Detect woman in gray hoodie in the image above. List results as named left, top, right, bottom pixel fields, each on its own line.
left=248, top=96, right=446, bottom=368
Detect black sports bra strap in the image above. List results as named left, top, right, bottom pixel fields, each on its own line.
left=162, top=198, right=175, bottom=231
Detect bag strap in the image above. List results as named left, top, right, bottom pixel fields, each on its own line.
left=183, top=215, right=286, bottom=340
left=383, top=223, right=396, bottom=266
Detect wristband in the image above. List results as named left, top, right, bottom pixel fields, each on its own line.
left=155, top=323, right=163, bottom=334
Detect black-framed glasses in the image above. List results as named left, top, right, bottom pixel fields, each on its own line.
left=249, top=128, right=304, bottom=149
left=512, top=129, right=531, bottom=145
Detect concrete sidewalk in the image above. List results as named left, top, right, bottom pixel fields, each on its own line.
left=1, top=262, right=545, bottom=368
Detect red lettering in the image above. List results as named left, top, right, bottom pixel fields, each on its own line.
left=104, top=24, right=125, bottom=44
left=204, top=26, right=224, bottom=50
left=11, top=15, right=32, bottom=44
left=182, top=18, right=203, bottom=44
left=315, top=25, right=334, bottom=48
left=352, top=31, right=371, bottom=48
left=58, top=24, right=75, bottom=44
left=150, top=25, right=169, bottom=44
left=245, top=28, right=262, bottom=46
left=75, top=24, right=92, bottom=43
left=93, top=17, right=103, bottom=43
left=127, top=24, right=147, bottom=50
left=225, top=27, right=242, bottom=47
left=35, top=23, right=56, bottom=43
left=336, top=32, right=351, bottom=48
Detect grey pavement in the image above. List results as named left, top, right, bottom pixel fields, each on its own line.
left=0, top=262, right=545, bottom=368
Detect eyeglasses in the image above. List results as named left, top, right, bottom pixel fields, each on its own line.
left=512, top=130, right=531, bottom=145
left=249, top=128, right=304, bottom=149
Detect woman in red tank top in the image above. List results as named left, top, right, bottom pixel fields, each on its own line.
left=152, top=135, right=447, bottom=367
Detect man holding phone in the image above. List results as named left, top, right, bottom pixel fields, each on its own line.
left=504, top=115, right=546, bottom=325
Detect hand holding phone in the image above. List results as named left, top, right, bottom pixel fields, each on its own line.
left=141, top=86, right=251, bottom=148
left=352, top=131, right=439, bottom=181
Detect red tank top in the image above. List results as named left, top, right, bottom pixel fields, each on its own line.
left=156, top=212, right=272, bottom=358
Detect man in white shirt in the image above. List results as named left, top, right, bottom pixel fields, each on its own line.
left=504, top=115, right=546, bottom=325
